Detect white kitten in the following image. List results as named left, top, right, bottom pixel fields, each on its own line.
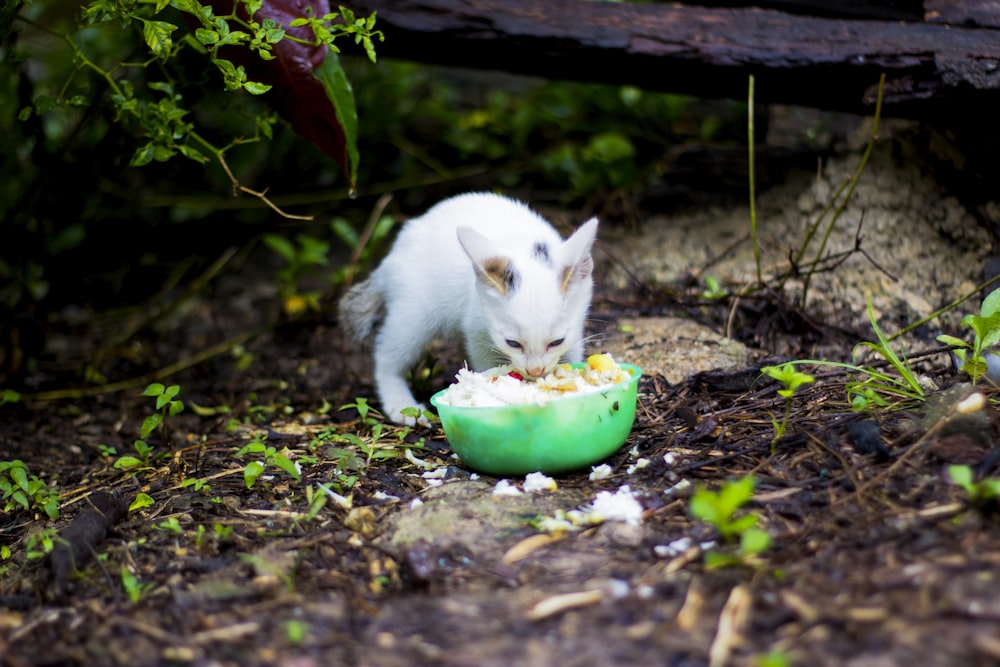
left=338, top=192, right=598, bottom=424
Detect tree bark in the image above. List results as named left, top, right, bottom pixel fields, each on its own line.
left=351, top=0, right=1000, bottom=116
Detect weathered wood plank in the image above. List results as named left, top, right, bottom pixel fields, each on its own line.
left=926, top=0, right=1000, bottom=28
left=351, top=0, right=1000, bottom=116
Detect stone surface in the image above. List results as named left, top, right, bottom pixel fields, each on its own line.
left=602, top=119, right=992, bottom=336
left=601, top=316, right=750, bottom=383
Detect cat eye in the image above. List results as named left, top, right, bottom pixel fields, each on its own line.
left=547, top=338, right=565, bottom=349
left=505, top=339, right=523, bottom=350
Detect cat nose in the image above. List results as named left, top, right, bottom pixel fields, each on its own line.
left=525, top=365, right=545, bottom=377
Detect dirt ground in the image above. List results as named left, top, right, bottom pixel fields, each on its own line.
left=4, top=117, right=1000, bottom=667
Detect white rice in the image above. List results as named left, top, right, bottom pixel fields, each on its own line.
left=435, top=356, right=631, bottom=408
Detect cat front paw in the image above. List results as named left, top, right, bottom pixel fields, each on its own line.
left=384, top=402, right=430, bottom=427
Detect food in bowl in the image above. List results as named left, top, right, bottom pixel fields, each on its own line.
left=434, top=354, right=632, bottom=408
left=429, top=355, right=641, bottom=475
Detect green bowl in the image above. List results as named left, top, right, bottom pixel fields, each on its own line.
left=430, top=363, right=642, bottom=476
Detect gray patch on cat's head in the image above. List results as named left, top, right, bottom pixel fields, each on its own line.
left=482, top=257, right=520, bottom=296
left=532, top=242, right=552, bottom=266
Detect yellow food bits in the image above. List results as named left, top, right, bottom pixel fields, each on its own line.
left=586, top=353, right=616, bottom=372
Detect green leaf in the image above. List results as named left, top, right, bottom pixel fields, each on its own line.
left=114, top=456, right=143, bottom=470
left=143, top=19, right=177, bottom=59
left=313, top=51, right=360, bottom=189
left=244, top=460, right=265, bottom=488
left=948, top=464, right=975, bottom=493
left=983, top=288, right=1000, bottom=318
left=689, top=490, right=719, bottom=524
left=130, top=144, right=156, bottom=167
left=243, top=81, right=272, bottom=95
left=140, top=413, right=163, bottom=438
left=718, top=475, right=755, bottom=517
left=740, top=527, right=771, bottom=556
left=268, top=452, right=301, bottom=480
left=936, top=334, right=970, bottom=349
left=143, top=383, right=166, bottom=397
left=178, top=145, right=207, bottom=163
left=195, top=28, right=219, bottom=45
left=263, top=234, right=297, bottom=263
left=236, top=441, right=268, bottom=457
left=10, top=466, right=29, bottom=493
left=0, top=389, right=21, bottom=406
left=704, top=551, right=741, bottom=569
left=11, top=490, right=29, bottom=510
left=331, top=218, right=359, bottom=248
left=134, top=440, right=154, bottom=458
left=129, top=492, right=155, bottom=512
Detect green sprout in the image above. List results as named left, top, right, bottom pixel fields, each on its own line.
left=0, top=460, right=59, bottom=519
left=760, top=363, right=814, bottom=444
left=236, top=437, right=302, bottom=489
left=701, top=275, right=727, bottom=300
left=121, top=567, right=155, bottom=603
left=937, top=288, right=1000, bottom=384
left=948, top=464, right=1000, bottom=509
left=117, top=383, right=184, bottom=470
left=690, top=475, right=770, bottom=568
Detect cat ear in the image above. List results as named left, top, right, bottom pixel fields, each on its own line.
left=457, top=226, right=519, bottom=297
left=559, top=218, right=598, bottom=293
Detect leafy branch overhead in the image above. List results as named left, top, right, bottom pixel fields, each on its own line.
left=18, top=0, right=381, bottom=199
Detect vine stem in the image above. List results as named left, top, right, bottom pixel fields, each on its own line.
left=191, top=133, right=315, bottom=220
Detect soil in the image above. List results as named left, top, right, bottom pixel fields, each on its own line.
left=4, top=116, right=1000, bottom=667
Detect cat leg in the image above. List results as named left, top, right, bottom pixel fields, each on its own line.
left=373, top=318, right=429, bottom=425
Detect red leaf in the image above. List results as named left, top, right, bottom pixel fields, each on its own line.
left=200, top=0, right=354, bottom=186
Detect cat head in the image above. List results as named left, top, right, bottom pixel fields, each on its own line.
left=457, top=218, right=598, bottom=377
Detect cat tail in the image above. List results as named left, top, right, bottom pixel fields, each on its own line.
left=338, top=278, right=384, bottom=347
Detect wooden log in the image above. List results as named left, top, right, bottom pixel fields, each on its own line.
left=350, top=0, right=1000, bottom=116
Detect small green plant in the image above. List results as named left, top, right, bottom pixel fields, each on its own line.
left=24, top=527, right=59, bottom=561
left=948, top=464, right=1000, bottom=509
left=155, top=516, right=184, bottom=535
left=117, top=383, right=185, bottom=470
left=0, top=460, right=59, bottom=519
left=760, top=363, right=814, bottom=444
left=236, top=437, right=302, bottom=489
left=114, top=439, right=156, bottom=471
left=0, top=389, right=20, bottom=406
left=701, top=276, right=727, bottom=300
left=285, top=619, right=309, bottom=646
left=180, top=477, right=212, bottom=493
left=129, top=492, right=155, bottom=512
left=852, top=299, right=925, bottom=399
left=263, top=232, right=330, bottom=316
left=788, top=298, right=927, bottom=413
left=213, top=523, right=234, bottom=541
left=121, top=566, right=155, bottom=603
left=937, top=288, right=1000, bottom=383
left=323, top=397, right=431, bottom=466
left=690, top=475, right=771, bottom=568
left=303, top=484, right=331, bottom=520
